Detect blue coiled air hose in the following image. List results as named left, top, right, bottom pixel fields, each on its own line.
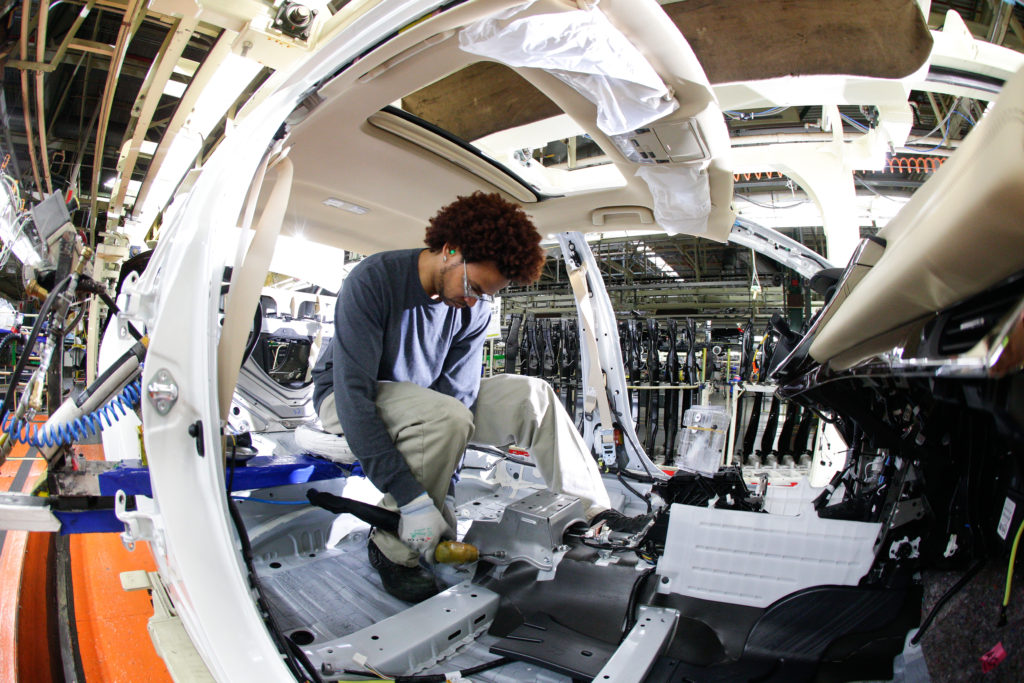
left=1, top=378, right=143, bottom=448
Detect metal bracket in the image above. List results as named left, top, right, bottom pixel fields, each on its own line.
left=115, top=489, right=162, bottom=554
left=117, top=271, right=155, bottom=334
left=593, top=605, right=680, bottom=683
left=147, top=368, right=179, bottom=415
left=889, top=497, right=926, bottom=528
left=888, top=535, right=921, bottom=560
left=311, top=582, right=499, bottom=677
left=462, top=490, right=586, bottom=572
left=0, top=492, right=61, bottom=532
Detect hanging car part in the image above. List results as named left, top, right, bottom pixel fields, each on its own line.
left=626, top=318, right=642, bottom=425
left=559, top=318, right=579, bottom=419
left=522, top=317, right=540, bottom=376
left=795, top=410, right=818, bottom=467
left=742, top=392, right=763, bottom=465
left=556, top=232, right=664, bottom=479
left=644, top=318, right=662, bottom=456
left=682, top=318, right=698, bottom=412
left=541, top=318, right=556, bottom=380
left=503, top=312, right=522, bottom=373
left=664, top=319, right=681, bottom=463
left=740, top=319, right=755, bottom=381
left=758, top=394, right=781, bottom=464
left=777, top=402, right=801, bottom=465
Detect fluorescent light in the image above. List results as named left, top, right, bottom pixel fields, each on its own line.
left=322, top=197, right=369, bottom=214
left=636, top=244, right=681, bottom=279
left=163, top=80, right=187, bottom=98
left=188, top=53, right=262, bottom=138
left=127, top=131, right=203, bottom=244
left=173, top=59, right=199, bottom=78
left=103, top=176, right=116, bottom=188
left=128, top=52, right=262, bottom=244
left=139, top=141, right=157, bottom=156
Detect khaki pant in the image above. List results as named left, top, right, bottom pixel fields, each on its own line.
left=318, top=374, right=611, bottom=566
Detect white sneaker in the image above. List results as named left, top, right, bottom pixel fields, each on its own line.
left=295, top=424, right=357, bottom=464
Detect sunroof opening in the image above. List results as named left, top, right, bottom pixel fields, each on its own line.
left=397, top=62, right=626, bottom=196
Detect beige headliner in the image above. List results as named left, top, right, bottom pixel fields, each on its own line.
left=272, top=0, right=735, bottom=257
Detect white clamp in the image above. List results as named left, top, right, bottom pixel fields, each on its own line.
left=115, top=489, right=163, bottom=555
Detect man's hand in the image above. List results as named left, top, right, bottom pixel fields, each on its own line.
left=398, top=493, right=451, bottom=560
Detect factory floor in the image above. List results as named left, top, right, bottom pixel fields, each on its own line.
left=0, top=433, right=171, bottom=682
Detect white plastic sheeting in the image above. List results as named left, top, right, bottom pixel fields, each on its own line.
left=635, top=165, right=710, bottom=235
left=458, top=2, right=678, bottom=136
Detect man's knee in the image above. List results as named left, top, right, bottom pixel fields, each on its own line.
left=377, top=382, right=473, bottom=438
left=480, top=374, right=553, bottom=404
left=426, top=393, right=474, bottom=437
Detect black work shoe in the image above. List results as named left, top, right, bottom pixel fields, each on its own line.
left=590, top=509, right=654, bottom=534
left=367, top=541, right=439, bottom=603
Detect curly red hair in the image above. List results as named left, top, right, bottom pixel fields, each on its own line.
left=424, top=192, right=545, bottom=284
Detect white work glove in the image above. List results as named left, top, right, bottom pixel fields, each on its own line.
left=398, top=492, right=451, bottom=560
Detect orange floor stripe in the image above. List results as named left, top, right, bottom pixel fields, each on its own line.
left=70, top=536, right=171, bottom=682
left=0, top=531, right=29, bottom=683
left=0, top=438, right=46, bottom=683
left=17, top=532, right=59, bottom=683
left=70, top=444, right=172, bottom=682
left=3, top=440, right=173, bottom=682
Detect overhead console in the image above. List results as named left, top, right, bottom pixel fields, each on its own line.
left=613, top=120, right=711, bottom=165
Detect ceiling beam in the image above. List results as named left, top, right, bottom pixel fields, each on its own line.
left=131, top=27, right=235, bottom=226
left=18, top=0, right=43, bottom=198
left=87, top=0, right=146, bottom=241
left=106, top=15, right=197, bottom=227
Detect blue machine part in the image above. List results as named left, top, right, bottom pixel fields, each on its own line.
left=55, top=455, right=360, bottom=534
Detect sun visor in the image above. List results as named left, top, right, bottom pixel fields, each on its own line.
left=458, top=2, right=679, bottom=136
left=635, top=165, right=710, bottom=236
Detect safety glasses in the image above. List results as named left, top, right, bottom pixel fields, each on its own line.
left=463, top=260, right=494, bottom=303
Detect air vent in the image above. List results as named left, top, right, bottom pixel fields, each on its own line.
left=937, top=301, right=1008, bottom=355
left=925, top=272, right=1024, bottom=357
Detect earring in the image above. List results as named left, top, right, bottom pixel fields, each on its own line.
left=443, top=254, right=447, bottom=262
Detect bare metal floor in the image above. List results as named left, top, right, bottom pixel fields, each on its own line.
left=256, top=524, right=572, bottom=682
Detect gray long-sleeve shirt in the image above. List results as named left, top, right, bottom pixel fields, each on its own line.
left=311, top=248, right=490, bottom=505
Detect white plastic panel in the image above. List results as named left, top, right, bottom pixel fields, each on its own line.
left=761, top=477, right=820, bottom=516
left=656, top=503, right=880, bottom=608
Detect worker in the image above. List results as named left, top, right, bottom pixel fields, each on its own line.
left=311, top=192, right=649, bottom=602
